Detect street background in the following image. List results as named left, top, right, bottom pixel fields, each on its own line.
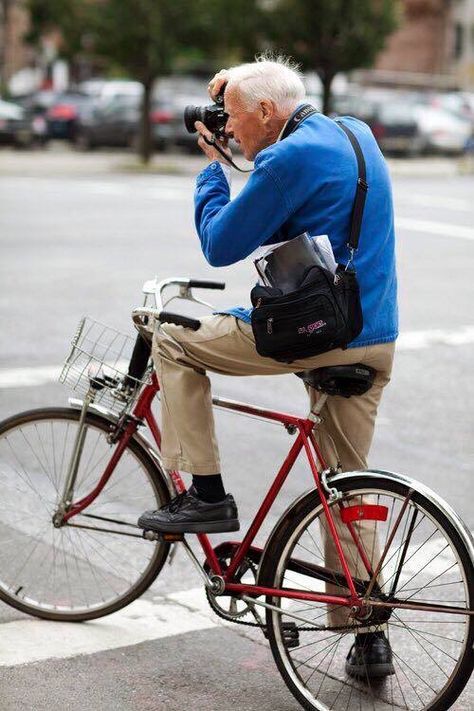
left=0, top=145, right=473, bottom=709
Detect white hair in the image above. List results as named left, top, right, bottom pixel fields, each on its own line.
left=226, top=55, right=305, bottom=114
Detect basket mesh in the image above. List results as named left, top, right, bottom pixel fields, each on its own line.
left=59, top=317, right=152, bottom=412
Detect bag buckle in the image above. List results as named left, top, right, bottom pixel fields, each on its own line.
left=344, top=247, right=355, bottom=271
left=357, top=177, right=368, bottom=192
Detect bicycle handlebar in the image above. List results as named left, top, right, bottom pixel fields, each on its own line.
left=132, top=276, right=223, bottom=339
left=188, top=280, right=225, bottom=290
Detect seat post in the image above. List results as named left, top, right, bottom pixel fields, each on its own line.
left=308, top=392, right=328, bottom=422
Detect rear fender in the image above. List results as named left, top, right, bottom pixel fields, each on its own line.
left=257, top=468, right=474, bottom=583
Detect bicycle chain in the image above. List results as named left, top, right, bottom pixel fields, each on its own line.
left=205, top=558, right=358, bottom=633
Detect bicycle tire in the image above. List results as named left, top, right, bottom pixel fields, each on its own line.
left=0, top=407, right=171, bottom=621
left=259, top=473, right=474, bottom=711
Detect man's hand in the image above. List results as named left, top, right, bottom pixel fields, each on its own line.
left=208, top=69, right=229, bottom=102
left=195, top=121, right=232, bottom=165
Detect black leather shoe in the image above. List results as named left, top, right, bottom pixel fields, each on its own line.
left=345, top=632, right=395, bottom=680
left=138, top=486, right=240, bottom=534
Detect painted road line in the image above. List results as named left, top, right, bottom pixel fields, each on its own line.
left=0, top=531, right=469, bottom=667
left=395, top=217, right=474, bottom=241
left=2, top=326, right=474, bottom=391
left=394, top=193, right=473, bottom=213
left=0, top=588, right=216, bottom=667
left=0, top=365, right=61, bottom=389
left=397, top=325, right=474, bottom=350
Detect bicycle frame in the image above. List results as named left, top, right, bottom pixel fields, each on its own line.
left=60, top=372, right=474, bottom=619
left=59, top=371, right=379, bottom=615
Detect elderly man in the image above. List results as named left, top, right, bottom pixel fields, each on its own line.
left=138, top=57, right=398, bottom=677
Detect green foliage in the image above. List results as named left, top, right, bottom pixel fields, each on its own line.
left=267, top=0, right=398, bottom=111
left=25, top=0, right=92, bottom=59
left=268, top=0, right=397, bottom=75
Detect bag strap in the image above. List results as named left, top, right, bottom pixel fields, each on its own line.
left=335, top=120, right=368, bottom=254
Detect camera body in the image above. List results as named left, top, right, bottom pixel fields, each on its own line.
left=184, top=86, right=228, bottom=138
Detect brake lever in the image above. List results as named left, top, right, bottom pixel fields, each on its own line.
left=178, top=285, right=213, bottom=310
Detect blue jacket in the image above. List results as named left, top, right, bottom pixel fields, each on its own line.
left=194, top=110, right=398, bottom=348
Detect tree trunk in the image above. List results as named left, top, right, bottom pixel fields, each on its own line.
left=321, top=71, right=336, bottom=116
left=0, top=0, right=13, bottom=91
left=138, top=78, right=153, bottom=164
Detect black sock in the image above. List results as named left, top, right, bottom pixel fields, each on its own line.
left=192, top=474, right=226, bottom=503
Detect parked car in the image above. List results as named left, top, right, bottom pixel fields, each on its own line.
left=74, top=93, right=168, bottom=150
left=45, top=91, right=94, bottom=140
left=413, top=104, right=473, bottom=154
left=333, top=89, right=472, bottom=156
left=151, top=76, right=210, bottom=152
left=74, top=93, right=140, bottom=149
left=0, top=99, right=34, bottom=147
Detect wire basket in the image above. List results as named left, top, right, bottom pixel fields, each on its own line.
left=59, top=317, right=152, bottom=412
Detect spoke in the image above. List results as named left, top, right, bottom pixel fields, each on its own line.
left=397, top=562, right=458, bottom=601
left=4, top=436, right=52, bottom=511
left=392, top=611, right=460, bottom=664
left=391, top=649, right=427, bottom=708
left=389, top=621, right=464, bottom=644
left=393, top=612, right=449, bottom=682
left=400, top=579, right=463, bottom=594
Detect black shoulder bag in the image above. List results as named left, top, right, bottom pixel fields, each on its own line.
left=250, top=118, right=367, bottom=363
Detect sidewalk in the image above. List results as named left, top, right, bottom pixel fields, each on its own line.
left=0, top=144, right=469, bottom=178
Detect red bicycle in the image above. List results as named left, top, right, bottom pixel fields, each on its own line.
left=0, top=277, right=473, bottom=711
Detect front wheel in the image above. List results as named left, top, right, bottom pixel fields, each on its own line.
left=0, top=407, right=171, bottom=621
left=259, top=473, right=474, bottom=711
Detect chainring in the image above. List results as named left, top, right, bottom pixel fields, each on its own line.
left=205, top=555, right=261, bottom=623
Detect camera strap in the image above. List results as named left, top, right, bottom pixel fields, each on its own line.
left=203, top=135, right=253, bottom=173
left=279, top=103, right=319, bottom=141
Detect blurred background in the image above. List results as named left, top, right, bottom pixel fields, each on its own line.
left=0, top=0, right=473, bottom=161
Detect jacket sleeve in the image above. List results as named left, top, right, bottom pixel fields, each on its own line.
left=194, top=158, right=293, bottom=267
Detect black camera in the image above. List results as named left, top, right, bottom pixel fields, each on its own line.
left=184, top=86, right=228, bottom=138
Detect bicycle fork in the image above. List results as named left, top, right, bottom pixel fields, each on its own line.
left=52, top=391, right=94, bottom=527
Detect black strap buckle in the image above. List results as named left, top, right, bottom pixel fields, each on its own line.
left=357, top=178, right=368, bottom=192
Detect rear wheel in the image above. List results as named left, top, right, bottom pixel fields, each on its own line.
left=0, top=407, right=170, bottom=620
left=259, top=474, right=474, bottom=710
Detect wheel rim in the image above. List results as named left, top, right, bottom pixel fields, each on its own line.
left=269, top=486, right=473, bottom=710
left=0, top=413, right=166, bottom=618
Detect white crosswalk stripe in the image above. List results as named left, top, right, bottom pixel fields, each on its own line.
left=0, top=326, right=473, bottom=390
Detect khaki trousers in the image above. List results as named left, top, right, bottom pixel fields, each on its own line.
left=153, top=315, right=395, bottom=625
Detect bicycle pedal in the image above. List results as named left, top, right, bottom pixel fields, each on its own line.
left=142, top=530, right=184, bottom=542
left=262, top=622, right=300, bottom=648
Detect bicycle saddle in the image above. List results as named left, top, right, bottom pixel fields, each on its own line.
left=295, top=364, right=376, bottom=398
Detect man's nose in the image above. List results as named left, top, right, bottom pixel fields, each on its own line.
left=224, top=117, right=233, bottom=138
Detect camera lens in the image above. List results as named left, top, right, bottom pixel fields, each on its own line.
left=184, top=106, right=204, bottom=134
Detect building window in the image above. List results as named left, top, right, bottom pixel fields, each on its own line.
left=454, top=22, right=463, bottom=59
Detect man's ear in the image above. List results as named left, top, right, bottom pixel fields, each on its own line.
left=259, top=99, right=274, bottom=123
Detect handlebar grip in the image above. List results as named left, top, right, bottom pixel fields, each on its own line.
left=188, top=280, right=225, bottom=290
left=159, top=312, right=201, bottom=331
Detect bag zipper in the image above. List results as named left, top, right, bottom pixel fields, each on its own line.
left=267, top=317, right=274, bottom=334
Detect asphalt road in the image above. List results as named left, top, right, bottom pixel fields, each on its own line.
left=0, top=147, right=473, bottom=710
